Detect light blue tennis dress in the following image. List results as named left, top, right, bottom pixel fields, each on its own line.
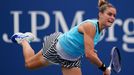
left=57, top=19, right=102, bottom=60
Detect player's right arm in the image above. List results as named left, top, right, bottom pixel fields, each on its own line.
left=78, top=22, right=110, bottom=75
left=78, top=22, right=103, bottom=68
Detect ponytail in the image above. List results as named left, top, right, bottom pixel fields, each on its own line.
left=98, top=0, right=108, bottom=7
left=98, top=0, right=115, bottom=13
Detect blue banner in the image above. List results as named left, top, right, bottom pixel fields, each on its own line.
left=0, top=0, right=134, bottom=75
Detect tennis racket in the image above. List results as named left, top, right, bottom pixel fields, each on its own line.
left=108, top=47, right=121, bottom=73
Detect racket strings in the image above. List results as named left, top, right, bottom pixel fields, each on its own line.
left=111, top=47, right=121, bottom=73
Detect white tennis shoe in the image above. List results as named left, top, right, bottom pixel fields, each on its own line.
left=11, top=32, right=35, bottom=44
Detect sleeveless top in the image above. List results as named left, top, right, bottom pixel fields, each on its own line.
left=58, top=19, right=102, bottom=58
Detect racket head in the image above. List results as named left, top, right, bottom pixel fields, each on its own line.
left=110, top=47, right=121, bottom=73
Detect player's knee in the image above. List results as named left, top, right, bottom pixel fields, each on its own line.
left=25, top=63, right=31, bottom=69
left=25, top=61, right=34, bottom=70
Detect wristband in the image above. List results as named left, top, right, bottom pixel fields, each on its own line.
left=98, top=63, right=106, bottom=71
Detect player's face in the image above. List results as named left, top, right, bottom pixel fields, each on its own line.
left=100, top=7, right=116, bottom=27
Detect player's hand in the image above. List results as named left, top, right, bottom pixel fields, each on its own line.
left=103, top=68, right=111, bottom=75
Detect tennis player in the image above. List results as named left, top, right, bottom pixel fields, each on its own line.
left=11, top=0, right=116, bottom=75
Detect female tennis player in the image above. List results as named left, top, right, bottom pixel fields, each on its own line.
left=11, top=0, right=116, bottom=75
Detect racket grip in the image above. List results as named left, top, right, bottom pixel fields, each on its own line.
left=107, top=66, right=111, bottom=71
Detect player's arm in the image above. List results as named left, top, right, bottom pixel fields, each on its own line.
left=78, top=22, right=105, bottom=70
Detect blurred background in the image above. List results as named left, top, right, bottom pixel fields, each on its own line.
left=0, top=0, right=134, bottom=75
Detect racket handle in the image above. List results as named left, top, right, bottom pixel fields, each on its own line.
left=107, top=66, right=112, bottom=75
left=108, top=61, right=112, bottom=71
left=107, top=66, right=111, bottom=71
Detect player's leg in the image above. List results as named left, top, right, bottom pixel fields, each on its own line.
left=11, top=32, right=51, bottom=70
left=62, top=67, right=82, bottom=75
left=21, top=40, right=50, bottom=69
